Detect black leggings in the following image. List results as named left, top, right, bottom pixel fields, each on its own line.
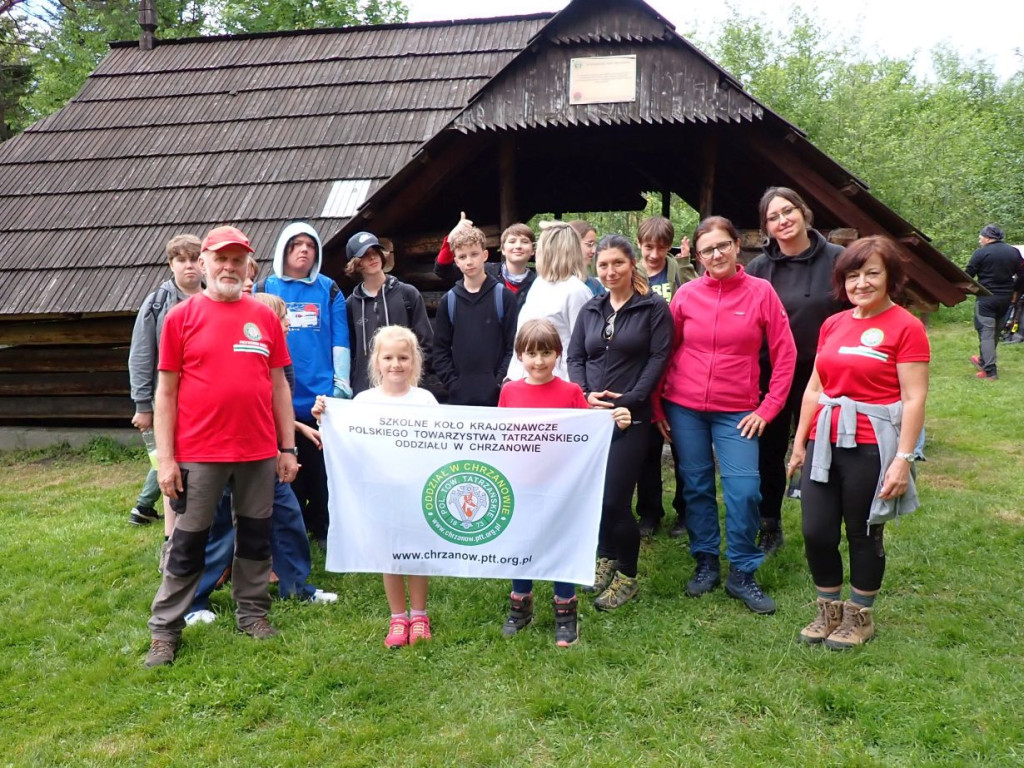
left=801, top=440, right=886, bottom=592
left=293, top=417, right=330, bottom=541
left=596, top=422, right=649, bottom=577
left=758, top=360, right=814, bottom=523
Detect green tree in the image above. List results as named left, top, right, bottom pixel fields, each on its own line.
left=0, top=16, right=33, bottom=138
left=212, top=0, right=406, bottom=34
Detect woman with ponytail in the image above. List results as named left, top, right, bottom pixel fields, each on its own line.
left=567, top=234, right=673, bottom=611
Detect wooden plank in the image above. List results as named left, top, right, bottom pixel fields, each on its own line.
left=0, top=318, right=135, bottom=345
left=0, top=396, right=134, bottom=419
left=0, top=371, right=129, bottom=396
left=0, top=345, right=128, bottom=373
left=499, top=134, right=517, bottom=230
left=699, top=132, right=718, bottom=218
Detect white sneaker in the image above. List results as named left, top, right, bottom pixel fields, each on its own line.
left=184, top=609, right=216, bottom=626
left=310, top=589, right=338, bottom=604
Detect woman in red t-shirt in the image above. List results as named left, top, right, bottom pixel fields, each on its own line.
left=788, top=236, right=930, bottom=650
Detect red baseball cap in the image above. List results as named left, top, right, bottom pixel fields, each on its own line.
left=201, top=225, right=254, bottom=253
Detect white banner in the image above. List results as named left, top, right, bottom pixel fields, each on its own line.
left=321, top=400, right=614, bottom=583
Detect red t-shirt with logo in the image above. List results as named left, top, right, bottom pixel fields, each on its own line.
left=159, top=293, right=291, bottom=462
left=498, top=377, right=589, bottom=409
left=810, top=305, right=930, bottom=444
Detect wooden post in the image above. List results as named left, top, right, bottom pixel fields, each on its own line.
left=661, top=190, right=671, bottom=218
left=139, top=0, right=157, bottom=50
left=499, top=134, right=516, bottom=230
left=699, top=132, right=719, bottom=218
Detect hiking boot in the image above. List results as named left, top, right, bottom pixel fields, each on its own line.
left=668, top=517, right=687, bottom=539
left=970, top=354, right=983, bottom=371
left=129, top=505, right=160, bottom=526
left=757, top=520, right=785, bottom=556
left=581, top=557, right=617, bottom=594
left=501, top=592, right=534, bottom=637
left=144, top=638, right=177, bottom=668
left=593, top=571, right=639, bottom=611
left=799, top=597, right=844, bottom=644
left=686, top=553, right=721, bottom=597
left=637, top=518, right=659, bottom=537
left=824, top=601, right=874, bottom=650
left=239, top=617, right=279, bottom=640
left=725, top=568, right=776, bottom=614
left=553, top=596, right=579, bottom=647
left=409, top=615, right=432, bottom=645
left=157, top=540, right=172, bottom=574
left=384, top=616, right=409, bottom=648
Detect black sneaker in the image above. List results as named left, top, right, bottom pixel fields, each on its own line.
left=637, top=518, right=659, bottom=537
left=129, top=505, right=160, bottom=526
left=686, top=553, right=720, bottom=597
left=757, top=521, right=785, bottom=556
left=725, top=568, right=776, bottom=614
left=668, top=517, right=687, bottom=539
left=502, top=592, right=534, bottom=637
left=553, top=596, right=579, bottom=647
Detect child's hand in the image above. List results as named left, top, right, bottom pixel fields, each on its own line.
left=311, top=395, right=328, bottom=424
left=612, top=407, right=632, bottom=430
left=296, top=421, right=322, bottom=450
left=679, top=236, right=691, bottom=260
left=448, top=211, right=473, bottom=241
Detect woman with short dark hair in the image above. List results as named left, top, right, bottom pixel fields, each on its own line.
left=788, top=235, right=929, bottom=649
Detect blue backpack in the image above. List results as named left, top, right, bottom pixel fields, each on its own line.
left=446, top=282, right=506, bottom=324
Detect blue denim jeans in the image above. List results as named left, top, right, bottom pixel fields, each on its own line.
left=137, top=467, right=161, bottom=509
left=664, top=403, right=764, bottom=574
left=190, top=480, right=315, bottom=612
left=511, top=580, right=575, bottom=600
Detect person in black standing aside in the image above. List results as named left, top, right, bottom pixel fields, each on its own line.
left=966, top=224, right=1024, bottom=381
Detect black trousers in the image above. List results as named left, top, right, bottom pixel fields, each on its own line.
left=801, top=440, right=886, bottom=592
left=758, top=359, right=815, bottom=524
left=596, top=422, right=649, bottom=578
left=635, top=427, right=686, bottom=523
left=292, top=416, right=330, bottom=542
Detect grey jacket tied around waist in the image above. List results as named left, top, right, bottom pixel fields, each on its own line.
left=810, top=394, right=920, bottom=528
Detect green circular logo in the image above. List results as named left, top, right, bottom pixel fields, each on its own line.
left=421, top=460, right=515, bottom=546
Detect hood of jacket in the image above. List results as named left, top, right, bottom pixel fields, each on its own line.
left=272, top=222, right=323, bottom=284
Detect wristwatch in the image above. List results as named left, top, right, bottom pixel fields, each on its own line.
left=279, top=446, right=299, bottom=456
left=895, top=452, right=916, bottom=463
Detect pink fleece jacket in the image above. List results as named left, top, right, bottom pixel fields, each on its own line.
left=652, top=265, right=796, bottom=422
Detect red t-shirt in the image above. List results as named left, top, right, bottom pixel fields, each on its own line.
left=159, top=294, right=291, bottom=462
left=498, top=377, right=589, bottom=409
left=811, top=305, right=930, bottom=444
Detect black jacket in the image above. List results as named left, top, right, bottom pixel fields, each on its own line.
left=967, top=241, right=1024, bottom=316
left=346, top=275, right=433, bottom=394
left=567, top=291, right=674, bottom=422
left=432, top=276, right=519, bottom=406
left=434, top=260, right=537, bottom=308
left=746, top=229, right=844, bottom=365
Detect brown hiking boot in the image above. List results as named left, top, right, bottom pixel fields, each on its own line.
left=799, top=597, right=844, bottom=645
left=593, top=571, right=639, bottom=611
left=580, top=557, right=617, bottom=594
left=239, top=617, right=279, bottom=640
left=144, top=638, right=177, bottom=668
left=824, top=600, right=874, bottom=650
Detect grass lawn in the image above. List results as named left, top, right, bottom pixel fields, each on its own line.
left=1, top=320, right=1023, bottom=766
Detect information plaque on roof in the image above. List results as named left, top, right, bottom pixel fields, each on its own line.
left=569, top=55, right=637, bottom=105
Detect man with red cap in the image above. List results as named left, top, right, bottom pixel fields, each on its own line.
left=145, top=225, right=298, bottom=668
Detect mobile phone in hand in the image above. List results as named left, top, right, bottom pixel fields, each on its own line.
left=169, top=468, right=189, bottom=514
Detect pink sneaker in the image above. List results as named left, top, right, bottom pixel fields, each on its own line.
left=409, top=615, right=432, bottom=645
left=384, top=616, right=409, bottom=648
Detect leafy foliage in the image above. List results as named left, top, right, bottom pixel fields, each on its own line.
left=213, top=0, right=407, bottom=35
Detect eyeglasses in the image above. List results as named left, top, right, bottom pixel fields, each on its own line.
left=696, top=240, right=736, bottom=259
left=766, top=205, right=797, bottom=225
left=603, top=311, right=617, bottom=341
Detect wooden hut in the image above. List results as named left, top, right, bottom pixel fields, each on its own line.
left=0, top=0, right=977, bottom=425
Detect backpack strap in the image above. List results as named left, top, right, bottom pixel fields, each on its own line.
left=146, top=285, right=172, bottom=322
left=493, top=282, right=505, bottom=323
left=255, top=278, right=267, bottom=294
left=446, top=290, right=456, bottom=324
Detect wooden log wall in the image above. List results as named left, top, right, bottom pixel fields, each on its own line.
left=0, top=317, right=135, bottom=425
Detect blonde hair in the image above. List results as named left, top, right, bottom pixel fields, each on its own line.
left=368, top=325, right=423, bottom=388
left=246, top=255, right=260, bottom=281
left=251, top=291, right=286, bottom=320
left=535, top=221, right=587, bottom=282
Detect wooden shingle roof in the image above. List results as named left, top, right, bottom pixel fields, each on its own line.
left=0, top=15, right=552, bottom=318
